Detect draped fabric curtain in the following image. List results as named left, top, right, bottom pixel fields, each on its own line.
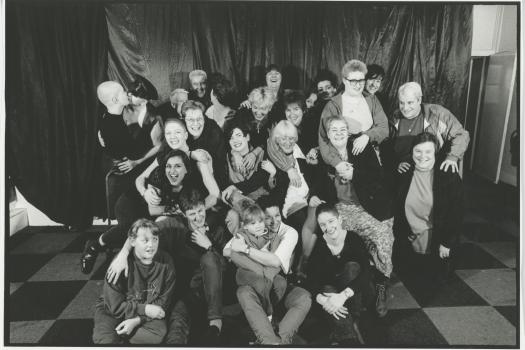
left=107, top=3, right=472, bottom=118
left=5, top=2, right=471, bottom=227
left=6, top=3, right=108, bottom=228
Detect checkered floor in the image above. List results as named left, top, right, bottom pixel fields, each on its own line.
left=6, top=172, right=519, bottom=346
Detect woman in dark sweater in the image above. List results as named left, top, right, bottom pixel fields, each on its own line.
left=306, top=203, right=372, bottom=345
left=393, top=132, right=463, bottom=281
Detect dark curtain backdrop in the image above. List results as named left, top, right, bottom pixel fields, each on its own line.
left=5, top=2, right=472, bottom=228
left=107, top=3, right=472, bottom=118
left=6, top=2, right=108, bottom=228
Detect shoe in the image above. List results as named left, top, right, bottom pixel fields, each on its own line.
left=203, top=325, right=221, bottom=345
left=331, top=337, right=361, bottom=346
left=80, top=239, right=100, bottom=274
left=375, top=282, right=388, bottom=317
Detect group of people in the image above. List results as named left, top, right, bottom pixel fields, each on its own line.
left=86, top=59, right=470, bottom=345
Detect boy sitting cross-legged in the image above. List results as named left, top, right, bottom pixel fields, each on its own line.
left=93, top=219, right=176, bottom=344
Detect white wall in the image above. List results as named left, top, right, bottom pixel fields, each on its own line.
left=472, top=5, right=517, bottom=56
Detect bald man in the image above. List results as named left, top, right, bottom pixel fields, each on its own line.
left=391, top=82, right=470, bottom=174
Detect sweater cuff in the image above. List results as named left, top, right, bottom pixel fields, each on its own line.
left=137, top=303, right=146, bottom=316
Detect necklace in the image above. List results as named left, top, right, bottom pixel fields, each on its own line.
left=406, top=116, right=419, bottom=133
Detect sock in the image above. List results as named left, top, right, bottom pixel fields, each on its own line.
left=209, top=318, right=222, bottom=332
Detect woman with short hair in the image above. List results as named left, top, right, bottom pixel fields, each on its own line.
left=393, top=132, right=463, bottom=283
left=206, top=75, right=238, bottom=129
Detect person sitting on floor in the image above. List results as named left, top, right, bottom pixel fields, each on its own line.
left=104, top=187, right=231, bottom=345
left=223, top=196, right=312, bottom=345
left=306, top=203, right=373, bottom=346
left=393, top=132, right=464, bottom=284
left=93, top=219, right=176, bottom=345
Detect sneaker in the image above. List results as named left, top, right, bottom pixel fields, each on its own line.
left=80, top=239, right=100, bottom=274
left=375, top=282, right=388, bottom=317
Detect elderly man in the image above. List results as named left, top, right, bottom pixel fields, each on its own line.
left=392, top=82, right=470, bottom=174
left=188, top=69, right=211, bottom=108
left=157, top=88, right=188, bottom=120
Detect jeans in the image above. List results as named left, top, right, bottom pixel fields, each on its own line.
left=237, top=284, right=312, bottom=344
left=165, top=251, right=227, bottom=344
left=93, top=307, right=166, bottom=344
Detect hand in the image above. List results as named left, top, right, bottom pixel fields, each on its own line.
left=145, top=304, right=165, bottom=319
left=336, top=162, right=353, bottom=181
left=192, top=229, right=212, bottom=249
left=191, top=149, right=211, bottom=163
left=204, top=194, right=218, bottom=209
left=243, top=152, right=257, bottom=171
left=439, top=244, right=450, bottom=259
left=221, top=185, right=239, bottom=204
left=117, top=158, right=139, bottom=173
left=287, top=167, right=302, bottom=187
left=115, top=317, right=140, bottom=335
left=143, top=186, right=161, bottom=206
left=306, top=148, right=319, bottom=165
left=320, top=298, right=349, bottom=320
left=231, top=236, right=248, bottom=253
left=231, top=152, right=245, bottom=174
left=397, top=162, right=411, bottom=173
left=106, top=250, right=129, bottom=284
left=440, top=159, right=458, bottom=173
left=323, top=292, right=349, bottom=314
left=308, top=196, right=325, bottom=207
left=240, top=100, right=251, bottom=109
left=261, top=160, right=277, bottom=176
left=352, top=134, right=370, bottom=155
left=97, top=131, right=106, bottom=148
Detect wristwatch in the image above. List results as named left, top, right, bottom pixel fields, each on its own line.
left=244, top=246, right=251, bottom=255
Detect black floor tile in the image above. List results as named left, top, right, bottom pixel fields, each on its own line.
left=495, top=306, right=518, bottom=328
left=400, top=270, right=488, bottom=308
left=8, top=227, right=40, bottom=250
left=452, top=242, right=508, bottom=269
left=8, top=281, right=87, bottom=321
left=7, top=254, right=55, bottom=282
left=62, top=232, right=104, bottom=253
left=360, top=308, right=447, bottom=346
left=39, top=319, right=94, bottom=346
left=89, top=252, right=115, bottom=280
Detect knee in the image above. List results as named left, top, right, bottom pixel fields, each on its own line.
left=236, top=285, right=256, bottom=306
left=200, top=251, right=220, bottom=270
left=295, top=289, right=312, bottom=310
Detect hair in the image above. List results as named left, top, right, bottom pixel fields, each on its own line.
left=240, top=202, right=265, bottom=225
left=365, top=64, right=386, bottom=80
left=271, top=120, right=298, bottom=143
left=412, top=132, right=439, bottom=153
left=248, top=86, right=277, bottom=109
left=128, top=218, right=160, bottom=239
left=181, top=100, right=206, bottom=118
left=341, top=59, right=368, bottom=78
left=398, top=82, right=423, bottom=99
left=257, top=194, right=281, bottom=212
left=224, top=118, right=251, bottom=143
left=325, top=116, right=348, bottom=131
left=179, top=187, right=205, bottom=212
left=189, top=69, right=207, bottom=81
left=315, top=202, right=340, bottom=219
left=211, top=76, right=237, bottom=108
left=97, top=81, right=122, bottom=106
left=283, top=90, right=306, bottom=111
left=265, top=64, right=281, bottom=75
left=314, top=69, right=338, bottom=89
left=129, top=75, right=159, bottom=100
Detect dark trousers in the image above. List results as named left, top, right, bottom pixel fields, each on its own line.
left=237, top=283, right=312, bottom=344
left=93, top=307, right=167, bottom=344
left=165, top=251, right=227, bottom=344
left=100, top=188, right=148, bottom=248
left=313, top=261, right=368, bottom=343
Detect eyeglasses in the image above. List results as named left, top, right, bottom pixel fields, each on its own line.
left=343, top=78, right=366, bottom=87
